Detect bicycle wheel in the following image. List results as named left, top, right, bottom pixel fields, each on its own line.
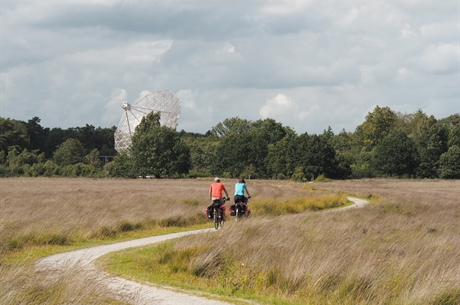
left=213, top=208, right=219, bottom=230
left=220, top=217, right=224, bottom=228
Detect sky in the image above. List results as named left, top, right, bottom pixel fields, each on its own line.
left=1, top=0, right=459, bottom=135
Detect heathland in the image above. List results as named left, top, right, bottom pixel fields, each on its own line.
left=1, top=178, right=459, bottom=304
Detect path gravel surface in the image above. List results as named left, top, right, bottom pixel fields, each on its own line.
left=36, top=197, right=368, bottom=305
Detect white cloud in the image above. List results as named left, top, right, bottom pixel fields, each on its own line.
left=298, top=103, right=319, bottom=120
left=101, top=88, right=127, bottom=126
left=401, top=23, right=417, bottom=38
left=61, top=40, right=173, bottom=67
left=259, top=94, right=295, bottom=118
left=2, top=0, right=458, bottom=135
left=261, top=0, right=315, bottom=15
left=395, top=67, right=412, bottom=82
left=139, top=91, right=151, bottom=98
left=177, top=89, right=197, bottom=110
left=420, top=22, right=454, bottom=41
left=341, top=8, right=359, bottom=26
left=417, top=44, right=457, bottom=73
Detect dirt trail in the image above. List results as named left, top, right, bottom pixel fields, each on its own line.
left=36, top=197, right=368, bottom=305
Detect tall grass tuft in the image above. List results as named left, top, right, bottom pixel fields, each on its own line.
left=0, top=257, right=129, bottom=304
left=250, top=193, right=348, bottom=216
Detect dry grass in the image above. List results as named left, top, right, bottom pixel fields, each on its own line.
left=1, top=259, right=129, bottom=305
left=0, top=177, right=333, bottom=251
left=2, top=178, right=460, bottom=304
left=109, top=178, right=460, bottom=305
left=0, top=177, right=321, bottom=304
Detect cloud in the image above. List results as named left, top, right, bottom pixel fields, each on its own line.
left=420, top=22, right=454, bottom=41
left=400, top=23, right=417, bottom=38
left=417, top=44, right=457, bottom=74
left=259, top=93, right=322, bottom=128
left=259, top=94, right=295, bottom=118
left=177, top=89, right=197, bottom=110
left=2, top=0, right=458, bottom=135
left=261, top=0, right=315, bottom=15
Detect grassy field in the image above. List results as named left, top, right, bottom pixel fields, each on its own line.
left=1, top=178, right=459, bottom=304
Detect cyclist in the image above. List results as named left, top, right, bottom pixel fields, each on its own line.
left=234, top=177, right=250, bottom=209
left=209, top=177, right=229, bottom=216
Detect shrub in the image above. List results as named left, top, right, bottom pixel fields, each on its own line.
left=315, top=174, right=331, bottom=182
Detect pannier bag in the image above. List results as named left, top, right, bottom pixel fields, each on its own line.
left=220, top=205, right=226, bottom=219
left=206, top=205, right=226, bottom=219
left=229, top=204, right=236, bottom=216
left=206, top=206, right=212, bottom=219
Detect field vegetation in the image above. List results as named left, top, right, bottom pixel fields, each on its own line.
left=102, top=179, right=460, bottom=305
left=1, top=178, right=459, bottom=304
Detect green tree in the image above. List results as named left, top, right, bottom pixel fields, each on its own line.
left=265, top=134, right=298, bottom=179
left=25, top=117, right=50, bottom=154
left=329, top=129, right=354, bottom=179
left=0, top=117, right=30, bottom=155
left=251, top=118, right=288, bottom=144
left=85, top=148, right=102, bottom=167
left=372, top=130, right=418, bottom=177
left=44, top=127, right=67, bottom=158
left=76, top=124, right=97, bottom=153
left=130, top=112, right=191, bottom=178
left=53, top=138, right=86, bottom=166
left=438, top=113, right=460, bottom=127
left=94, top=126, right=117, bottom=156
left=182, top=136, right=217, bottom=175
left=359, top=106, right=397, bottom=147
left=294, top=133, right=338, bottom=179
left=394, top=109, right=428, bottom=136
left=413, top=118, right=449, bottom=178
left=209, top=117, right=252, bottom=138
left=448, top=124, right=460, bottom=148
left=438, top=145, right=460, bottom=179
left=109, top=151, right=136, bottom=178
left=211, top=131, right=268, bottom=178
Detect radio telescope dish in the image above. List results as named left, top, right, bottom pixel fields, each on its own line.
left=114, top=89, right=180, bottom=153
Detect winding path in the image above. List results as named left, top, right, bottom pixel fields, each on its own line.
left=36, top=197, right=369, bottom=305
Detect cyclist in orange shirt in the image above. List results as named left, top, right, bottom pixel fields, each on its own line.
left=208, top=177, right=230, bottom=219
left=209, top=177, right=229, bottom=203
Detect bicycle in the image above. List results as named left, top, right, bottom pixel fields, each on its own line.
left=234, top=196, right=251, bottom=222
left=210, top=197, right=228, bottom=230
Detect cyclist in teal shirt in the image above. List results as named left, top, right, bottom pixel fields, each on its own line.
left=234, top=177, right=250, bottom=205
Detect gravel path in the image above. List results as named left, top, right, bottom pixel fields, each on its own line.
left=36, top=197, right=368, bottom=305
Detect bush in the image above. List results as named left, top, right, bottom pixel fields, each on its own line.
left=314, top=174, right=331, bottom=182
left=43, top=160, right=61, bottom=177
left=439, top=145, right=460, bottom=179
left=118, top=221, right=142, bottom=232
left=291, top=166, right=305, bottom=182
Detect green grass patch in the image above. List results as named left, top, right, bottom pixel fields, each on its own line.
left=1, top=223, right=211, bottom=265
left=103, top=239, right=381, bottom=305
left=100, top=241, right=306, bottom=305
left=183, top=199, right=200, bottom=206
left=250, top=194, right=349, bottom=216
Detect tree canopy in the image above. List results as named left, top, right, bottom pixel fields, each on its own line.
left=1, top=106, right=460, bottom=180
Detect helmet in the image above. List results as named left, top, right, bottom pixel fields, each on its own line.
left=214, top=177, right=220, bottom=182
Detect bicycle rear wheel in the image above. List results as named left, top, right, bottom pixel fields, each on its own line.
left=213, top=208, right=219, bottom=230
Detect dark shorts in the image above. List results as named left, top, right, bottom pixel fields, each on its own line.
left=212, top=199, right=224, bottom=208
left=234, top=195, right=247, bottom=204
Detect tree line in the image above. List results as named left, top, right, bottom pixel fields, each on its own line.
left=1, top=106, right=460, bottom=179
